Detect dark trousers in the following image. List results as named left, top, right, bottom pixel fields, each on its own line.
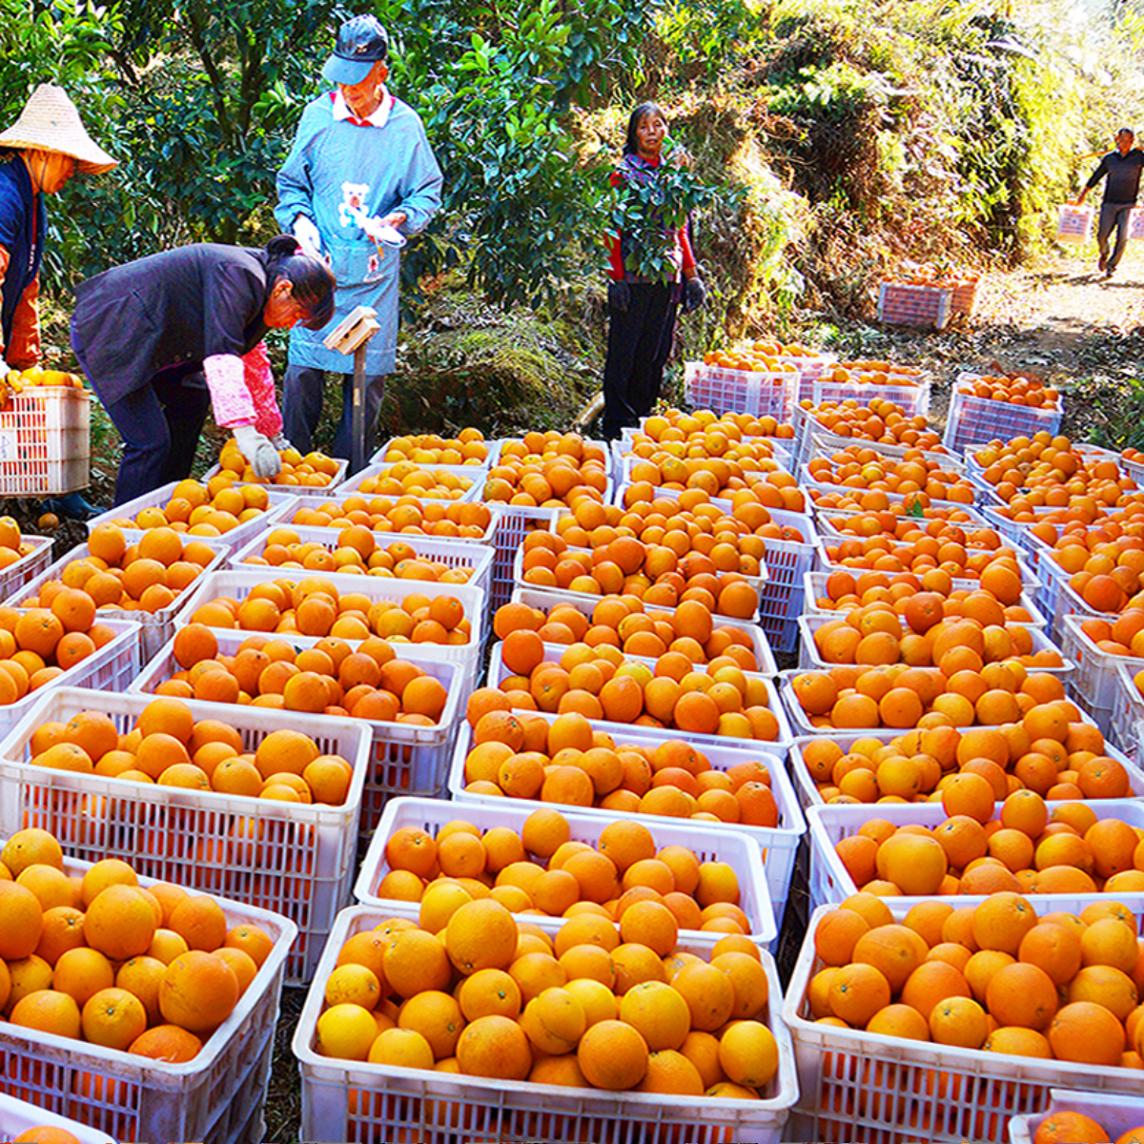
left=283, top=365, right=385, bottom=472
left=1098, top=202, right=1134, bottom=271
left=601, top=283, right=678, bottom=441
left=104, top=371, right=211, bottom=506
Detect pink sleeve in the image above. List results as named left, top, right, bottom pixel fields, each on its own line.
left=202, top=353, right=256, bottom=428
left=243, top=342, right=283, bottom=437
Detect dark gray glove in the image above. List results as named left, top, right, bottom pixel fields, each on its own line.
left=607, top=280, right=631, bottom=315
left=683, top=276, right=707, bottom=314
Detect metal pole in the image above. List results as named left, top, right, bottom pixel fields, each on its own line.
left=352, top=345, right=367, bottom=474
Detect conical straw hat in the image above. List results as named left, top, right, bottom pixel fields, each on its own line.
left=0, top=84, right=117, bottom=174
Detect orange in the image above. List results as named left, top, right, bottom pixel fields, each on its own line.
left=158, top=950, right=239, bottom=1033
left=1048, top=1001, right=1125, bottom=1065
left=456, top=1014, right=532, bottom=1079
left=577, top=1018, right=649, bottom=1089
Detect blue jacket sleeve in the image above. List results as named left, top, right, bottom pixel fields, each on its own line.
left=393, top=120, right=443, bottom=235
left=275, top=106, right=320, bottom=232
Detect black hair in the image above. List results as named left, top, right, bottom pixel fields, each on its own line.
left=1117, top=127, right=1135, bottom=139
left=624, top=102, right=668, bottom=156
left=265, top=235, right=336, bottom=330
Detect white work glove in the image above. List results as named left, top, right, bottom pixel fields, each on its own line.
left=271, top=432, right=293, bottom=452
left=293, top=215, right=322, bottom=258
left=361, top=215, right=404, bottom=246
left=233, top=425, right=282, bottom=480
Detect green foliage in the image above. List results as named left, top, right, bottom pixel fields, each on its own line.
left=609, top=149, right=721, bottom=283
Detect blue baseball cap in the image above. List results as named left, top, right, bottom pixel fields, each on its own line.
left=322, top=15, right=389, bottom=86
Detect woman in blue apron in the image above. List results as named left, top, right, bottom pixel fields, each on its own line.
left=275, top=15, right=443, bottom=468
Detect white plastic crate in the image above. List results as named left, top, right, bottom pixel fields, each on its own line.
left=285, top=490, right=500, bottom=558
left=0, top=847, right=295, bottom=1144
left=487, top=633, right=777, bottom=687
left=489, top=504, right=562, bottom=611
left=85, top=480, right=299, bottom=552
left=777, top=667, right=1087, bottom=740
left=1057, top=202, right=1094, bottom=243
left=512, top=564, right=764, bottom=626
left=0, top=534, right=53, bottom=604
left=8, top=540, right=229, bottom=662
left=683, top=360, right=797, bottom=420
left=614, top=431, right=795, bottom=475
left=786, top=729, right=1144, bottom=813
left=813, top=506, right=992, bottom=546
left=511, top=545, right=767, bottom=621
left=129, top=629, right=463, bottom=837
left=448, top=718, right=805, bottom=921
left=227, top=523, right=494, bottom=603
left=796, top=613, right=1072, bottom=676
left=0, top=387, right=90, bottom=496
left=877, top=282, right=952, bottom=330
left=173, top=566, right=485, bottom=687
left=1110, top=659, right=1144, bottom=760
left=1045, top=574, right=1119, bottom=644
left=944, top=384, right=1063, bottom=454
left=337, top=460, right=484, bottom=502
left=295, top=905, right=798, bottom=1144
left=800, top=423, right=953, bottom=472
left=0, top=617, right=139, bottom=742
left=812, top=546, right=1041, bottom=598
left=801, top=472, right=977, bottom=517
left=806, top=798, right=1144, bottom=911
left=506, top=586, right=778, bottom=675
left=801, top=570, right=1049, bottom=627
left=807, top=378, right=930, bottom=416
left=783, top=901, right=1142, bottom=1144
left=201, top=456, right=349, bottom=495
left=1059, top=612, right=1144, bottom=734
left=0, top=684, right=370, bottom=985
left=1009, top=1089, right=1144, bottom=1144
left=0, top=1092, right=116, bottom=1144
left=355, top=796, right=777, bottom=945
left=978, top=504, right=1061, bottom=569
left=790, top=354, right=838, bottom=403
left=371, top=436, right=502, bottom=469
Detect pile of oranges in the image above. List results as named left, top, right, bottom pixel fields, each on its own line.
left=702, top=345, right=800, bottom=374
left=313, top=904, right=781, bottom=1099
left=488, top=636, right=783, bottom=740
left=972, top=433, right=1134, bottom=510
left=218, top=439, right=340, bottom=487
left=806, top=893, right=1143, bottom=1068
left=238, top=526, right=479, bottom=583
left=560, top=490, right=806, bottom=557
left=517, top=530, right=760, bottom=617
left=461, top=693, right=780, bottom=825
left=625, top=456, right=800, bottom=508
left=0, top=515, right=43, bottom=568
left=809, top=605, right=1063, bottom=670
left=803, top=398, right=944, bottom=451
left=820, top=522, right=1026, bottom=585
left=797, top=712, right=1131, bottom=803
left=375, top=807, right=749, bottom=932
left=29, top=696, right=356, bottom=805
left=0, top=601, right=120, bottom=704
left=19, top=526, right=216, bottom=616
left=102, top=477, right=273, bottom=537
left=482, top=433, right=610, bottom=508
left=832, top=791, right=1144, bottom=897
left=821, top=361, right=926, bottom=387
left=1079, top=608, right=1144, bottom=657
left=291, top=495, right=493, bottom=539
left=628, top=407, right=795, bottom=443
left=493, top=597, right=764, bottom=671
left=1034, top=516, right=1144, bottom=615
left=809, top=570, right=1039, bottom=624
left=789, top=663, right=1071, bottom=731
left=0, top=827, right=274, bottom=1061
left=378, top=430, right=491, bottom=466
left=350, top=463, right=477, bottom=501
left=957, top=374, right=1060, bottom=409
left=146, top=625, right=450, bottom=724
left=805, top=446, right=976, bottom=505
left=188, top=578, right=472, bottom=645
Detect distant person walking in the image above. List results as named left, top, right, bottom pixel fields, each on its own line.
left=601, top=102, right=706, bottom=442
left=1077, top=127, right=1144, bottom=279
left=276, top=14, right=442, bottom=468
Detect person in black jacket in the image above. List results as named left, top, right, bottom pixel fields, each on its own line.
left=1077, top=127, right=1144, bottom=278
left=71, top=237, right=335, bottom=505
